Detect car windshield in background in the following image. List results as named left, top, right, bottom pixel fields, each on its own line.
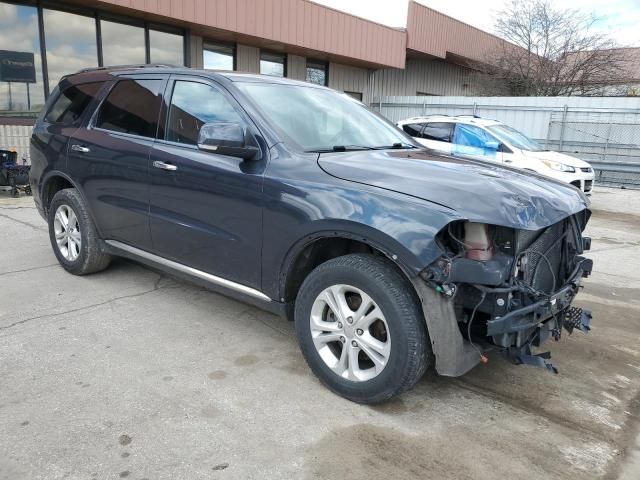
left=237, top=83, right=413, bottom=152
left=487, top=124, right=545, bottom=152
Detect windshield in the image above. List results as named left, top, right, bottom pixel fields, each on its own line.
left=486, top=124, right=545, bottom=152
left=237, top=83, right=413, bottom=152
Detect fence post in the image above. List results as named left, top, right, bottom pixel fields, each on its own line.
left=422, top=96, right=426, bottom=115
left=602, top=122, right=613, bottom=162
left=558, top=105, right=568, bottom=151
left=472, top=101, right=478, bottom=116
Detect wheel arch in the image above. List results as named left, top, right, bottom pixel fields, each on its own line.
left=279, top=225, right=433, bottom=308
left=40, top=171, right=103, bottom=237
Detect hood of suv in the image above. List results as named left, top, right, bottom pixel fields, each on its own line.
left=521, top=150, right=592, bottom=168
left=318, top=149, right=589, bottom=230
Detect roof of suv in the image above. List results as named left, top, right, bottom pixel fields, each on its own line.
left=62, top=64, right=318, bottom=88
left=397, top=115, right=502, bottom=127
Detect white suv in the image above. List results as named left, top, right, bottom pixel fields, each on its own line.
left=397, top=115, right=595, bottom=195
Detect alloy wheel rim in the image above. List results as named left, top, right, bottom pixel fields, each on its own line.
left=53, top=204, right=81, bottom=261
left=310, top=284, right=391, bottom=382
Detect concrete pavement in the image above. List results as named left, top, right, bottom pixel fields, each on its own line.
left=1, top=187, right=639, bottom=480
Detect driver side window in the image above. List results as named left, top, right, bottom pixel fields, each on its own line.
left=452, top=124, right=496, bottom=148
left=166, top=81, right=243, bottom=145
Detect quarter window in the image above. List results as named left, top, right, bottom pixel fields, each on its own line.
left=95, top=79, right=162, bottom=138
left=423, top=123, right=453, bottom=142
left=166, top=81, right=242, bottom=145
left=45, top=82, right=103, bottom=124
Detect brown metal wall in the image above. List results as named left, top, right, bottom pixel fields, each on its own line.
left=94, top=0, right=406, bottom=69
left=406, top=1, right=505, bottom=64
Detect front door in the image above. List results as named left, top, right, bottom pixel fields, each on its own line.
left=67, top=77, right=166, bottom=250
left=149, top=76, right=264, bottom=289
left=451, top=123, right=503, bottom=163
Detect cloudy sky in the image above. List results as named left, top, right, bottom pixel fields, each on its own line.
left=314, top=0, right=640, bottom=47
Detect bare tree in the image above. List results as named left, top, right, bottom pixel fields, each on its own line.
left=487, top=0, right=632, bottom=96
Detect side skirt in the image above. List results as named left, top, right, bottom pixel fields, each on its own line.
left=103, top=240, right=286, bottom=317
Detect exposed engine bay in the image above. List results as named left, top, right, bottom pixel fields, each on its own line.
left=419, top=209, right=593, bottom=374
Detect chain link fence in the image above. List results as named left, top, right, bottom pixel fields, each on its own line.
left=374, top=95, right=640, bottom=190
left=546, top=112, right=640, bottom=188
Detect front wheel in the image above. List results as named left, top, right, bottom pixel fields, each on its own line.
left=294, top=254, right=430, bottom=404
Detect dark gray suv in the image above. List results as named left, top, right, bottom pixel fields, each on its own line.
left=30, top=65, right=593, bottom=403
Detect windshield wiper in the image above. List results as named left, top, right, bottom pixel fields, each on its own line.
left=306, top=143, right=417, bottom=153
left=372, top=143, right=417, bottom=150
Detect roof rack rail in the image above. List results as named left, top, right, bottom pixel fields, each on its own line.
left=76, top=64, right=177, bottom=73
left=455, top=114, right=482, bottom=118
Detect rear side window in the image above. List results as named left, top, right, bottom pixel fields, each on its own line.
left=423, top=123, right=453, bottom=142
left=45, top=82, right=104, bottom=124
left=95, top=79, right=162, bottom=138
left=166, top=81, right=243, bottom=145
left=401, top=123, right=424, bottom=137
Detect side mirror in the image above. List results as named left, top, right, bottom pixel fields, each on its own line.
left=197, top=122, right=260, bottom=160
left=484, top=140, right=500, bottom=150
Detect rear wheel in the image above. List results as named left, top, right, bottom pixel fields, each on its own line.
left=294, top=254, right=430, bottom=403
left=48, top=188, right=111, bottom=275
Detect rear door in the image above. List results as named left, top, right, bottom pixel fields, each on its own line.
left=148, top=75, right=264, bottom=289
left=31, top=80, right=106, bottom=191
left=67, top=76, right=166, bottom=250
left=421, top=122, right=454, bottom=154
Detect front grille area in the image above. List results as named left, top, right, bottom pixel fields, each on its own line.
left=585, top=180, right=593, bottom=191
left=519, top=222, right=566, bottom=294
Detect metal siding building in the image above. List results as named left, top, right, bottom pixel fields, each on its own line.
left=0, top=0, right=514, bottom=159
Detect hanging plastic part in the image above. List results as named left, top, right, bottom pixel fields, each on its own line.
left=503, top=344, right=558, bottom=374
left=563, top=307, right=592, bottom=334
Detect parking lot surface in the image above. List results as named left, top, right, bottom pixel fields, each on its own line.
left=1, top=187, right=639, bottom=480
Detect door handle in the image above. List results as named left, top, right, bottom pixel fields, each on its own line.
left=71, top=144, right=90, bottom=153
left=153, top=160, right=177, bottom=171
left=504, top=159, right=513, bottom=163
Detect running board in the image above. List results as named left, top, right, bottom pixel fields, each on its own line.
left=104, top=240, right=272, bottom=302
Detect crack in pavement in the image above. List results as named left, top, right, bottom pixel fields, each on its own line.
left=0, top=212, right=47, bottom=231
left=0, top=264, right=59, bottom=277
left=0, top=278, right=166, bottom=335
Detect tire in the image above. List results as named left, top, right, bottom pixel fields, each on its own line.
left=48, top=188, right=111, bottom=275
left=294, top=254, right=430, bottom=404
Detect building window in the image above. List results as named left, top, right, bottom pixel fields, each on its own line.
left=43, top=9, right=99, bottom=92
left=100, top=20, right=146, bottom=66
left=203, top=42, right=234, bottom=71
left=344, top=91, right=363, bottom=101
left=260, top=51, right=285, bottom=77
left=149, top=29, right=184, bottom=65
left=0, top=2, right=45, bottom=116
left=306, top=60, right=327, bottom=86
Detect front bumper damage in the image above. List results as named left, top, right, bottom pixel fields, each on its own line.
left=412, top=216, right=594, bottom=377
left=485, top=256, right=592, bottom=373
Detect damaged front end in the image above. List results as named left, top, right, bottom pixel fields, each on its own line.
left=416, top=209, right=593, bottom=376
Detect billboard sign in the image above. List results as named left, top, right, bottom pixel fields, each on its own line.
left=0, top=50, right=36, bottom=83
